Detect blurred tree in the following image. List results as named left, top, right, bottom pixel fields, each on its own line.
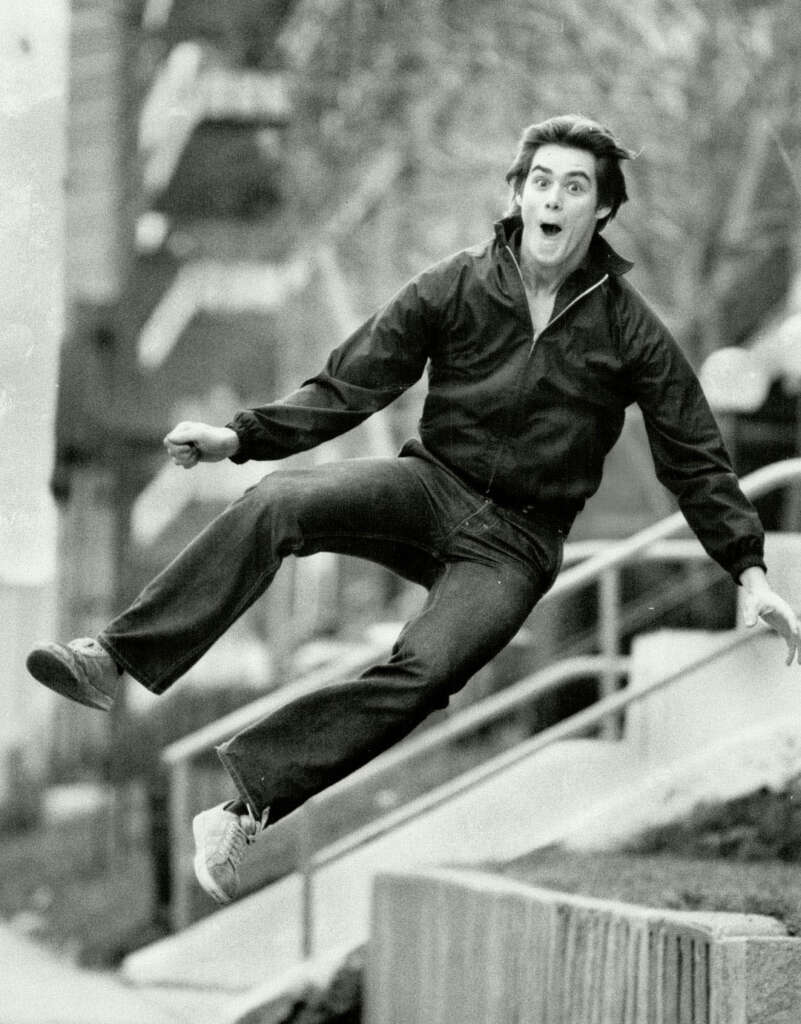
left=279, top=0, right=801, bottom=366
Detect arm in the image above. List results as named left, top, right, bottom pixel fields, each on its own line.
left=619, top=283, right=765, bottom=582
left=225, top=270, right=441, bottom=462
left=618, top=285, right=801, bottom=664
left=164, top=268, right=441, bottom=467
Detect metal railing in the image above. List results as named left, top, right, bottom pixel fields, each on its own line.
left=162, top=457, right=801, bottom=937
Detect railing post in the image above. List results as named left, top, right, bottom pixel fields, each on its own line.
left=298, top=804, right=316, bottom=959
left=168, top=759, right=193, bottom=932
left=599, top=566, right=622, bottom=739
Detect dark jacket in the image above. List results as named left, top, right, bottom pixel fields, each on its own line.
left=228, top=216, right=765, bottom=582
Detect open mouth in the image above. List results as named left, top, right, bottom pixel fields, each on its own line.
left=540, top=222, right=562, bottom=237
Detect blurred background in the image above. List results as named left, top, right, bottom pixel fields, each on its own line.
left=2, top=0, right=801, bottom=973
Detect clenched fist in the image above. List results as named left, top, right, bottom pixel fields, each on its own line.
left=163, top=421, right=240, bottom=469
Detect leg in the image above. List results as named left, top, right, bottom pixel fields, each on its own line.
left=216, top=557, right=545, bottom=824
left=99, top=456, right=444, bottom=692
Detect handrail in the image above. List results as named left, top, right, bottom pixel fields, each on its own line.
left=548, top=457, right=801, bottom=598
left=561, top=537, right=708, bottom=566
left=299, top=655, right=630, bottom=806
left=307, top=625, right=773, bottom=871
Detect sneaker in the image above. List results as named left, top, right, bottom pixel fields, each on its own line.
left=26, top=638, right=121, bottom=711
left=192, top=802, right=268, bottom=905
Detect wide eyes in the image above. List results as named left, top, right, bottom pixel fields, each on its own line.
left=528, top=174, right=588, bottom=195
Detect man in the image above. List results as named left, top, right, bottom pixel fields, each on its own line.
left=28, top=115, right=800, bottom=905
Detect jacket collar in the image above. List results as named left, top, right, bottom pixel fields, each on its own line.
left=493, top=214, right=634, bottom=280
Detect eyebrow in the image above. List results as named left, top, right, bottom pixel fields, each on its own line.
left=530, top=164, right=592, bottom=183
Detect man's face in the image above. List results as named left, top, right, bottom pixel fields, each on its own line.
left=518, top=144, right=611, bottom=274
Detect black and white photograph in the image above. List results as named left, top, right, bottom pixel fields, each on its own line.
left=3, top=2, right=801, bottom=1022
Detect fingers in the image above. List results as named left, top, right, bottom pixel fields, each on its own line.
left=785, top=632, right=798, bottom=667
left=787, top=616, right=801, bottom=667
left=164, top=420, right=201, bottom=446
left=740, top=592, right=759, bottom=629
left=164, top=437, right=201, bottom=469
left=741, top=592, right=801, bottom=667
left=771, top=603, right=801, bottom=667
left=764, top=605, right=801, bottom=667
left=163, top=421, right=204, bottom=468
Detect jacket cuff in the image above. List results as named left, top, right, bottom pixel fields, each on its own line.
left=731, top=554, right=767, bottom=585
left=225, top=418, right=250, bottom=464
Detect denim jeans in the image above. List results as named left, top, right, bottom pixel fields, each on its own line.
left=99, top=441, right=563, bottom=823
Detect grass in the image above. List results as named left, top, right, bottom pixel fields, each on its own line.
left=0, top=803, right=162, bottom=967
left=497, top=778, right=801, bottom=935
left=498, top=847, right=801, bottom=935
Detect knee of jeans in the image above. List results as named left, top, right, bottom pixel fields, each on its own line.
left=242, top=472, right=304, bottom=549
left=390, top=632, right=469, bottom=708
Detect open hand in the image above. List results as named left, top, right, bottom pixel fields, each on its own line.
left=741, top=573, right=801, bottom=666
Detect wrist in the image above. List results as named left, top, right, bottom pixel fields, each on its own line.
left=221, top=427, right=240, bottom=458
left=739, top=565, right=769, bottom=592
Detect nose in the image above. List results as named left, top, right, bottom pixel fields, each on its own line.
left=544, top=185, right=562, bottom=209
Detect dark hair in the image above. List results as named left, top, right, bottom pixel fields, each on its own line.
left=505, top=114, right=635, bottom=231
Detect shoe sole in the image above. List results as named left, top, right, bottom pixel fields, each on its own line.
left=26, top=647, right=113, bottom=712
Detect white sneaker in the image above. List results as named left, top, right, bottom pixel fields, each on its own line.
left=192, top=802, right=268, bottom=904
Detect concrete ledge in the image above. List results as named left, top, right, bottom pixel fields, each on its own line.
left=365, top=868, right=799, bottom=1024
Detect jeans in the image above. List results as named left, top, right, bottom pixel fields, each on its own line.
left=99, top=441, right=563, bottom=823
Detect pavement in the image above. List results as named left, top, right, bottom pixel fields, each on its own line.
left=0, top=925, right=180, bottom=1024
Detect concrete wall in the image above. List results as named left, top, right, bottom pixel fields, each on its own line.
left=366, top=868, right=801, bottom=1024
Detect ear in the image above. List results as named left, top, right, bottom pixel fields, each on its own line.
left=595, top=203, right=612, bottom=222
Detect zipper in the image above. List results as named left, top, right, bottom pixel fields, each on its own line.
left=504, top=243, right=609, bottom=355
left=483, top=246, right=610, bottom=500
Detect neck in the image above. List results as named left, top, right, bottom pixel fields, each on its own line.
left=518, top=256, right=566, bottom=295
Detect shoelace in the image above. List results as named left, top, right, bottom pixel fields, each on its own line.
left=72, top=638, right=105, bottom=655
left=246, top=805, right=271, bottom=834
left=217, top=821, right=249, bottom=866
